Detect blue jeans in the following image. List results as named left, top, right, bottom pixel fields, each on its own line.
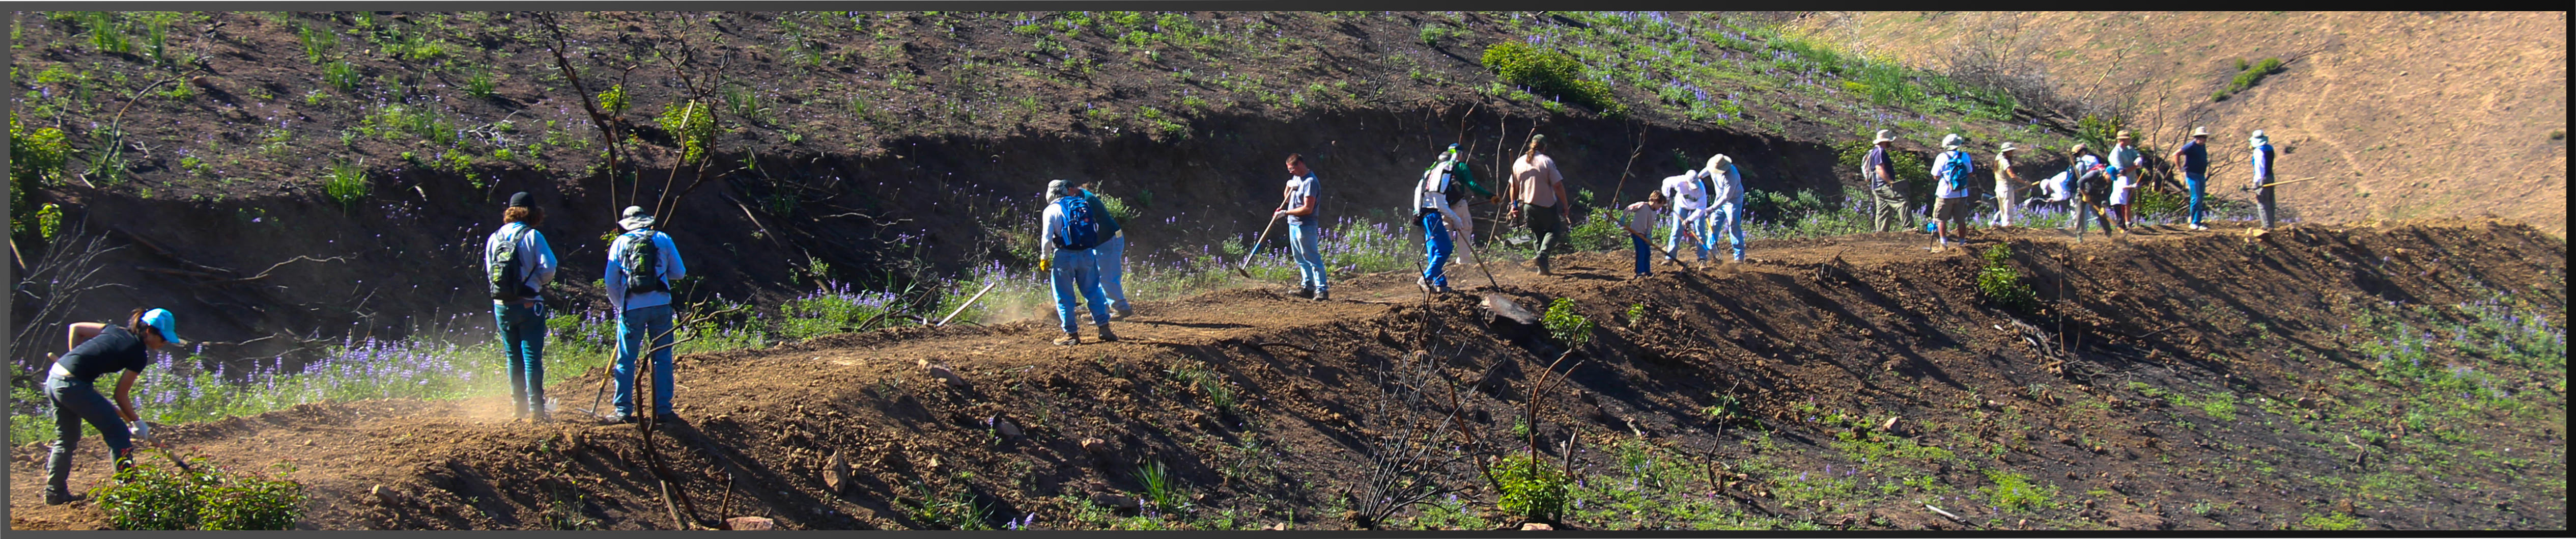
left=1420, top=211, right=1452, bottom=287
left=614, top=303, right=675, bottom=417
left=1710, top=200, right=1747, bottom=260
left=46, top=376, right=133, bottom=492
left=1630, top=235, right=1652, bottom=276
left=2184, top=173, right=2207, bottom=226
left=1668, top=209, right=1709, bottom=261
left=493, top=302, right=547, bottom=416
left=1092, top=234, right=1128, bottom=312
left=1287, top=221, right=1327, bottom=292
left=1050, top=248, right=1110, bottom=334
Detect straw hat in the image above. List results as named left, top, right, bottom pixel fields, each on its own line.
left=1872, top=129, right=1895, bottom=144
left=2115, top=130, right=2134, bottom=141
left=2069, top=143, right=2089, bottom=154
left=2190, top=126, right=2211, bottom=137
left=1998, top=142, right=2020, bottom=153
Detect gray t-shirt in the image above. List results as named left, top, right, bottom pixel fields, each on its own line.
left=1285, top=173, right=1318, bottom=226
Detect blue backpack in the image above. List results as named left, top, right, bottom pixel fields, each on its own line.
left=1053, top=196, right=1101, bottom=250
left=1938, top=150, right=1974, bottom=192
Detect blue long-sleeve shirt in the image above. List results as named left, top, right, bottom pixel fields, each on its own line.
left=2251, top=144, right=2275, bottom=182
left=606, top=229, right=687, bottom=312
left=485, top=222, right=556, bottom=305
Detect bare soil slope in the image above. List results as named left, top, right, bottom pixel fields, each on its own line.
left=1802, top=11, right=2569, bottom=235
left=13, top=220, right=2563, bottom=530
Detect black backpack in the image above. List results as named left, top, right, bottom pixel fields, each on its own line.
left=487, top=227, right=533, bottom=301
left=619, top=231, right=669, bottom=295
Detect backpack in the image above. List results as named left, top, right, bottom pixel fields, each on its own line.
left=619, top=231, right=669, bottom=295
left=1053, top=196, right=1101, bottom=250
left=487, top=227, right=532, bottom=302
left=1938, top=150, right=1974, bottom=192
left=1424, top=164, right=1467, bottom=207
left=1081, top=190, right=1122, bottom=237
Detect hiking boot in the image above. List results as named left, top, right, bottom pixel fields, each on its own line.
left=1054, top=332, right=1081, bottom=346
left=1296, top=286, right=1315, bottom=300
left=1417, top=277, right=1433, bottom=293
left=1114, top=305, right=1135, bottom=318
left=1095, top=326, right=1120, bottom=342
left=606, top=413, right=635, bottom=425
left=45, top=488, right=81, bottom=505
left=1433, top=284, right=1454, bottom=294
left=1312, top=289, right=1331, bottom=302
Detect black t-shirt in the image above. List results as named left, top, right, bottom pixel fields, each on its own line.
left=1864, top=147, right=1892, bottom=188
left=57, top=325, right=150, bottom=383
left=2178, top=140, right=2209, bottom=176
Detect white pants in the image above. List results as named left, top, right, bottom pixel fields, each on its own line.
left=1992, top=180, right=2017, bottom=226
left=1447, top=198, right=1477, bottom=266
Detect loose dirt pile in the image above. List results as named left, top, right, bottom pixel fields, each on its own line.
left=12, top=219, right=2564, bottom=530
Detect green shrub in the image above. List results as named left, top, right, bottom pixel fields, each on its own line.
left=2212, top=57, right=2284, bottom=101
left=1975, top=244, right=2037, bottom=312
left=597, top=84, right=628, bottom=114
left=657, top=100, right=716, bottom=164
left=1480, top=42, right=1621, bottom=114
left=1541, top=298, right=1594, bottom=348
left=91, top=456, right=307, bottom=530
left=1489, top=454, right=1571, bottom=522
left=324, top=160, right=371, bottom=211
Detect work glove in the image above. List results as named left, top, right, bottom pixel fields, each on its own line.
left=1038, top=258, right=1052, bottom=273
left=129, top=421, right=152, bottom=443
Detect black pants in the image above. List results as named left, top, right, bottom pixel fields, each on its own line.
left=1523, top=203, right=1564, bottom=271
left=2253, top=185, right=2277, bottom=228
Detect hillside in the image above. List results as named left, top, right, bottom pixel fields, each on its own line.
left=11, top=220, right=2564, bottom=530
left=1798, top=11, right=2569, bottom=234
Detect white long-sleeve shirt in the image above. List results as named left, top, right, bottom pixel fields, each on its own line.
left=484, top=222, right=556, bottom=305
left=1038, top=196, right=1081, bottom=254
left=605, top=229, right=687, bottom=313
left=1658, top=172, right=1708, bottom=214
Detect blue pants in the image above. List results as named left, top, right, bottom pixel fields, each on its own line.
left=2185, top=173, right=2207, bottom=226
left=45, top=376, right=133, bottom=492
left=1287, top=221, right=1327, bottom=292
left=614, top=303, right=675, bottom=417
left=1420, top=212, right=1452, bottom=287
left=1050, top=248, right=1110, bottom=334
left=1710, top=200, right=1747, bottom=260
left=1092, top=234, right=1128, bottom=312
left=1668, top=209, right=1709, bottom=261
left=493, top=302, right=547, bottom=416
left=1630, top=235, right=1652, bottom=277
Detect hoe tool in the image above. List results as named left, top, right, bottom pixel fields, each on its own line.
left=1233, top=200, right=1289, bottom=280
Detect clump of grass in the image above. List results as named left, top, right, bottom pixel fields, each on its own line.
left=2212, top=57, right=2284, bottom=101
left=1975, top=244, right=2037, bottom=312
left=1981, top=470, right=2055, bottom=513
left=91, top=457, right=306, bottom=530
left=324, top=160, right=371, bottom=211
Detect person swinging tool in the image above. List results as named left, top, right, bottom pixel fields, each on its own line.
left=1658, top=157, right=1712, bottom=264
left=42, top=308, right=187, bottom=504
left=1424, top=144, right=1492, bottom=270
left=1415, top=145, right=1471, bottom=294
left=1041, top=180, right=1118, bottom=344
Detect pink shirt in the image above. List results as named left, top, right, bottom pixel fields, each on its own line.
left=1512, top=154, right=1564, bottom=207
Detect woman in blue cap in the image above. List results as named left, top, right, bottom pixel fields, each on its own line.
left=41, top=307, right=186, bottom=504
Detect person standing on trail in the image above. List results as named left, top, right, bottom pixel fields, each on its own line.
left=1623, top=192, right=1668, bottom=278
left=1505, top=134, right=1571, bottom=275
left=1078, top=182, right=1132, bottom=319
left=1929, top=134, right=1976, bottom=251
left=1657, top=163, right=1711, bottom=263
left=2247, top=129, right=2279, bottom=229
left=1863, top=130, right=1913, bottom=233
left=485, top=192, right=558, bottom=422
left=1427, top=144, right=1493, bottom=269
left=2106, top=131, right=2144, bottom=229
left=1277, top=154, right=1328, bottom=301
left=1042, top=180, right=1119, bottom=344
left=1704, top=154, right=1749, bottom=263
left=1992, top=142, right=2024, bottom=227
left=2067, top=145, right=2119, bottom=240
left=41, top=308, right=186, bottom=505
left=1414, top=146, right=1469, bottom=294
left=2173, top=126, right=2215, bottom=229
left=606, top=206, right=688, bottom=424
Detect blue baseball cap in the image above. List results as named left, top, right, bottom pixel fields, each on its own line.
left=141, top=308, right=186, bottom=346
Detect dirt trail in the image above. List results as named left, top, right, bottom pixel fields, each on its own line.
left=13, top=219, right=2565, bottom=530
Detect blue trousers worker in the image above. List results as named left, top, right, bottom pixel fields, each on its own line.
left=1421, top=211, right=1453, bottom=288
left=614, top=303, right=675, bottom=419
left=1092, top=233, right=1129, bottom=315
left=493, top=302, right=547, bottom=417
left=1050, top=248, right=1111, bottom=335
left=1287, top=221, right=1328, bottom=296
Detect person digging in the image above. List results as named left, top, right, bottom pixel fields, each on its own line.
left=41, top=308, right=188, bottom=505
left=1040, top=179, right=1118, bottom=345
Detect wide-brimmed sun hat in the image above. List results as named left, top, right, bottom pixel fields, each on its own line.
left=1941, top=133, right=1964, bottom=149
left=2190, top=126, right=2212, bottom=137
left=2249, top=129, right=2270, bottom=147
left=618, top=206, right=656, bottom=231
left=2115, top=130, right=2134, bottom=141
left=1872, top=129, right=1895, bottom=144
left=1998, top=142, right=2020, bottom=153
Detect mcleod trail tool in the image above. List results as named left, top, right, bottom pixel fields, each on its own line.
left=1233, top=200, right=1289, bottom=280
left=2257, top=177, right=2318, bottom=188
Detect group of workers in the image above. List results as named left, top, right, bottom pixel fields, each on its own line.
left=38, top=119, right=2288, bottom=505
left=1865, top=126, right=2283, bottom=250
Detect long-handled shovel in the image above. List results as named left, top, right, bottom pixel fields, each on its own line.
left=1232, top=201, right=1289, bottom=279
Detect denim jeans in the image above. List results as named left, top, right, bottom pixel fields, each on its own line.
left=1420, top=211, right=1452, bottom=287
left=46, top=376, right=132, bottom=492
left=1092, top=234, right=1128, bottom=312
left=614, top=303, right=675, bottom=418
left=492, top=302, right=547, bottom=417
left=1050, top=248, right=1110, bottom=334
left=2185, top=173, right=2208, bottom=226
left=1630, top=235, right=1652, bottom=276
left=1710, top=200, right=1746, bottom=260
left=1287, top=221, right=1327, bottom=292
left=1668, top=208, right=1709, bottom=261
